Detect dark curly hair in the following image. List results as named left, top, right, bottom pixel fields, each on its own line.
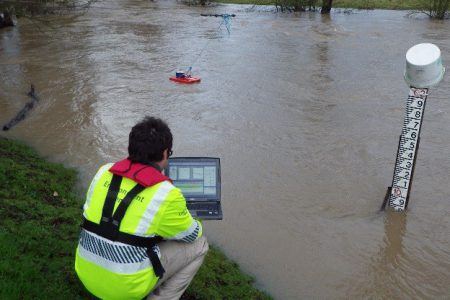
left=128, top=116, right=173, bottom=164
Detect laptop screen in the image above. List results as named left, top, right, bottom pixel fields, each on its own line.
left=165, top=157, right=221, bottom=201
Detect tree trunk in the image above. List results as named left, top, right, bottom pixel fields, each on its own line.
left=321, top=0, right=332, bottom=14
left=0, top=11, right=16, bottom=28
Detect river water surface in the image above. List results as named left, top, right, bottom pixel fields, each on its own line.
left=1, top=1, right=450, bottom=298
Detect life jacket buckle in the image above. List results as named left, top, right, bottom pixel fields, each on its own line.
left=99, top=220, right=119, bottom=241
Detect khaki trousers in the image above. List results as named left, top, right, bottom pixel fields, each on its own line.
left=147, top=236, right=209, bottom=300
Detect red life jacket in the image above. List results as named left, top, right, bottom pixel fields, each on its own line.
left=109, top=158, right=171, bottom=187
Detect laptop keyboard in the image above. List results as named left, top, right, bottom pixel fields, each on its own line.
left=186, top=202, right=221, bottom=218
left=187, top=203, right=218, bottom=211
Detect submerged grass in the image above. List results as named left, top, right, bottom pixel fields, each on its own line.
left=0, top=137, right=271, bottom=300
left=333, top=0, right=425, bottom=10
left=213, top=0, right=426, bottom=10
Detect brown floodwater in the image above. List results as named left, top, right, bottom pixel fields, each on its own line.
left=1, top=1, right=450, bottom=298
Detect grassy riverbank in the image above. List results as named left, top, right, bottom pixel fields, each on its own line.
left=213, top=0, right=426, bottom=10
left=0, top=137, right=271, bottom=300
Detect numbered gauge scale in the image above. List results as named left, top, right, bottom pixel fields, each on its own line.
left=385, top=88, right=428, bottom=211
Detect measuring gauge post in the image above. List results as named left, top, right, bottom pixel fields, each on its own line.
left=386, top=88, right=428, bottom=211
left=384, top=43, right=445, bottom=212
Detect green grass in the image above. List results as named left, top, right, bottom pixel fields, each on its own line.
left=0, top=137, right=271, bottom=300
left=0, top=138, right=93, bottom=299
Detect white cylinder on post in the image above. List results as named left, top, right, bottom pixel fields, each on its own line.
left=404, top=43, right=445, bottom=88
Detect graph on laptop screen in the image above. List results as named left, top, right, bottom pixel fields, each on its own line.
left=167, top=158, right=220, bottom=200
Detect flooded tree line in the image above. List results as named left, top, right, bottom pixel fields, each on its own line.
left=260, top=0, right=449, bottom=18
left=0, top=0, right=449, bottom=18
left=0, top=0, right=95, bottom=24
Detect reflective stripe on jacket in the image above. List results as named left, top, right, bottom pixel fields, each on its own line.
left=75, top=163, right=202, bottom=300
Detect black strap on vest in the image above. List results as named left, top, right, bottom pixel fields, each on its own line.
left=82, top=174, right=165, bottom=278
left=101, top=174, right=122, bottom=225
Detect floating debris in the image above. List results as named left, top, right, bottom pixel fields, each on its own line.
left=3, top=84, right=40, bottom=131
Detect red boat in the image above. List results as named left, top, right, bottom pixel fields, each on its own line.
left=169, top=76, right=201, bottom=84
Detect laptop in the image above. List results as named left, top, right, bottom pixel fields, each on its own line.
left=165, top=157, right=222, bottom=220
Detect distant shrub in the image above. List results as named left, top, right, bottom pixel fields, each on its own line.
left=428, top=0, right=450, bottom=19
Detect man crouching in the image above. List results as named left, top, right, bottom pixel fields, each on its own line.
left=75, top=116, right=208, bottom=300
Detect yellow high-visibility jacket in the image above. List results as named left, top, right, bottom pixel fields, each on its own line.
left=75, top=159, right=202, bottom=300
